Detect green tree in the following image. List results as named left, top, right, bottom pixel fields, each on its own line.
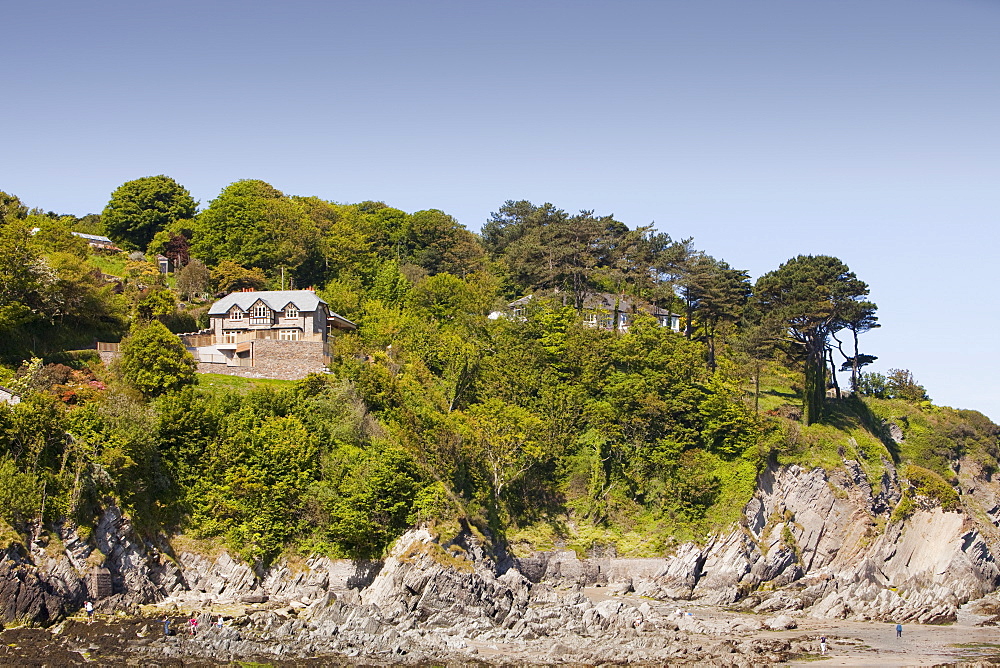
left=176, top=258, right=211, bottom=300
left=102, top=176, right=197, bottom=251
left=211, top=260, right=267, bottom=294
left=466, top=398, right=544, bottom=515
left=191, top=180, right=319, bottom=277
left=484, top=201, right=613, bottom=308
left=406, top=209, right=485, bottom=276
left=0, top=221, right=53, bottom=332
left=118, top=320, right=196, bottom=398
left=196, top=411, right=319, bottom=564
left=886, top=368, right=929, bottom=402
left=312, top=444, right=421, bottom=559
left=0, top=191, right=28, bottom=226
left=832, top=300, right=879, bottom=391
left=754, top=255, right=874, bottom=424
left=675, top=253, right=750, bottom=369
left=27, top=215, right=89, bottom=258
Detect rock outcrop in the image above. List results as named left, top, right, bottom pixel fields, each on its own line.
left=3, top=454, right=1000, bottom=664
left=510, top=460, right=1000, bottom=624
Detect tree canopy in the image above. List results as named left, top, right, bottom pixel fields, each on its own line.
left=102, top=176, right=197, bottom=251
left=754, top=255, right=874, bottom=424
left=191, top=180, right=320, bottom=278
left=118, top=320, right=196, bottom=398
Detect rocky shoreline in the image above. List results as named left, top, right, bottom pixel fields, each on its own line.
left=4, top=457, right=1000, bottom=665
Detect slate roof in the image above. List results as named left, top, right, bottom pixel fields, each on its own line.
left=208, top=290, right=327, bottom=315
left=71, top=232, right=114, bottom=243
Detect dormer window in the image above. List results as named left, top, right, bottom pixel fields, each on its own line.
left=251, top=304, right=270, bottom=319
left=230, top=307, right=244, bottom=321
left=284, top=305, right=298, bottom=319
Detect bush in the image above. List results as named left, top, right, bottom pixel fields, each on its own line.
left=0, top=458, right=41, bottom=528
left=118, top=320, right=196, bottom=398
left=902, top=464, right=960, bottom=511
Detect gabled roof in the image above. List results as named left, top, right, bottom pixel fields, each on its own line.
left=208, top=290, right=328, bottom=315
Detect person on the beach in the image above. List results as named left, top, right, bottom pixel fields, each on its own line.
left=896, top=623, right=902, bottom=638
left=189, top=616, right=198, bottom=636
left=820, top=635, right=827, bottom=655
left=162, top=616, right=170, bottom=636
left=84, top=600, right=94, bottom=623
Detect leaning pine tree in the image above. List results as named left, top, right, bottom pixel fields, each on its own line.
left=754, top=255, right=875, bottom=425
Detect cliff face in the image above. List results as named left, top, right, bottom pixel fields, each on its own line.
left=603, top=460, right=1000, bottom=623
left=2, top=457, right=998, bottom=635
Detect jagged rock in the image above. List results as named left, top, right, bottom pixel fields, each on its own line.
left=764, top=614, right=797, bottom=630
left=5, top=453, right=1000, bottom=666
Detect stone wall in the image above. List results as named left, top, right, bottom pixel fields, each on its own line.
left=196, top=340, right=328, bottom=381
left=98, top=351, right=121, bottom=367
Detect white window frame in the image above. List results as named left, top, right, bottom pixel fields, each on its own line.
left=223, top=332, right=238, bottom=344
left=284, top=304, right=299, bottom=319
left=278, top=329, right=300, bottom=341
left=230, top=307, right=244, bottom=321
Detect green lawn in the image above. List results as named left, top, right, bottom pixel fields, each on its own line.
left=88, top=252, right=128, bottom=277
left=197, top=372, right=297, bottom=392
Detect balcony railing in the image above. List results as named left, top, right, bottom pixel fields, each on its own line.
left=182, top=330, right=325, bottom=347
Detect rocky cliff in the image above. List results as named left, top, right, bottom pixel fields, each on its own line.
left=3, top=453, right=999, bottom=663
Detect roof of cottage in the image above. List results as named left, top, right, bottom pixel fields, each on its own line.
left=0, top=385, right=21, bottom=404
left=208, top=290, right=327, bottom=315
left=71, top=232, right=114, bottom=243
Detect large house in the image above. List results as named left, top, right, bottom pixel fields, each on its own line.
left=491, top=292, right=681, bottom=333
left=182, top=290, right=356, bottom=378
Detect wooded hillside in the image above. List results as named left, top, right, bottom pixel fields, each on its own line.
left=0, top=179, right=991, bottom=565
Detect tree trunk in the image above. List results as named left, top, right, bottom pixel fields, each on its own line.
left=827, top=346, right=841, bottom=399
left=684, top=297, right=694, bottom=339
left=803, top=336, right=826, bottom=425
left=754, top=360, right=761, bottom=413
left=706, top=321, right=717, bottom=371
left=851, top=328, right=861, bottom=391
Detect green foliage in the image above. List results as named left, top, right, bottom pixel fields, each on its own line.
left=0, top=190, right=29, bottom=225
left=857, top=371, right=887, bottom=398
left=0, top=219, right=126, bottom=361
left=102, top=176, right=197, bottom=252
left=867, top=398, right=999, bottom=480
left=0, top=457, right=41, bottom=528
left=210, top=260, right=267, bottom=294
left=902, top=464, right=960, bottom=511
left=699, top=374, right=761, bottom=458
left=192, top=180, right=319, bottom=277
left=195, top=409, right=320, bottom=563
left=754, top=255, right=874, bottom=424
left=176, top=258, right=211, bottom=300
left=886, top=368, right=929, bottom=402
left=118, top=320, right=196, bottom=398
left=10, top=185, right=995, bottom=568
left=308, top=444, right=421, bottom=559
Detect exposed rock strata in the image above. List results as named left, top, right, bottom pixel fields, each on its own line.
left=3, top=458, right=1000, bottom=663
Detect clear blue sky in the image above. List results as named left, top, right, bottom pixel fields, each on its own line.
left=4, top=1, right=999, bottom=418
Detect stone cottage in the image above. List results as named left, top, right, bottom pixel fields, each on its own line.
left=182, top=289, right=356, bottom=380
